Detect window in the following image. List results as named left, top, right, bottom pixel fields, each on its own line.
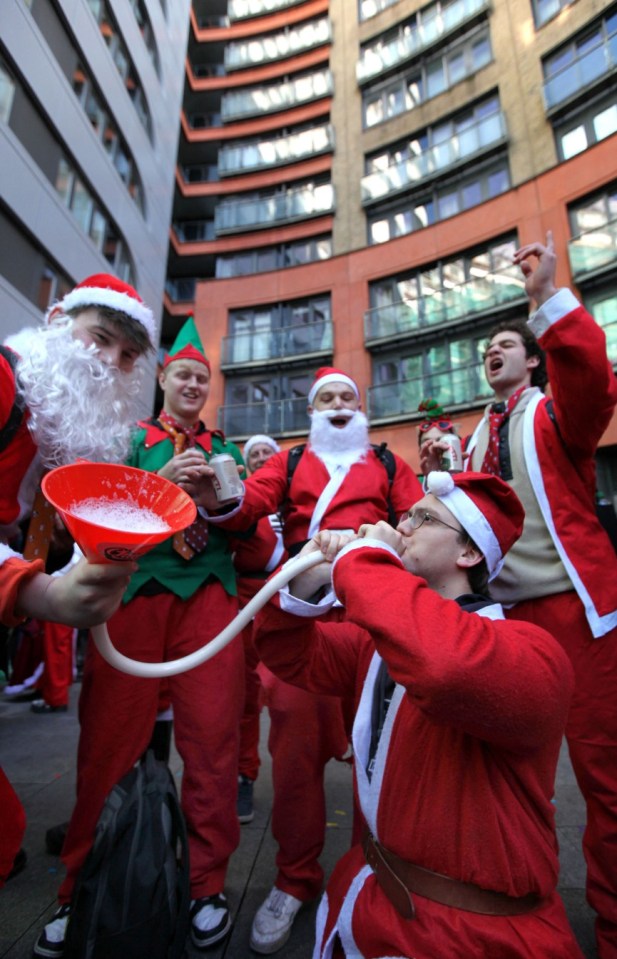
left=554, top=91, right=617, bottom=160
left=366, top=235, right=522, bottom=340
left=0, top=57, right=16, bottom=123
left=543, top=10, right=617, bottom=110
left=532, top=0, right=574, bottom=28
left=220, top=371, right=314, bottom=436
left=368, top=159, right=509, bottom=244
left=363, top=26, right=491, bottom=128
left=226, top=296, right=332, bottom=364
left=216, top=236, right=332, bottom=279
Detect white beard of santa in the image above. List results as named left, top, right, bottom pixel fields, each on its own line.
left=14, top=318, right=144, bottom=468
left=308, top=408, right=371, bottom=471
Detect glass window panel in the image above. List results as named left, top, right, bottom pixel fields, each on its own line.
left=56, top=159, right=74, bottom=205
left=561, top=125, right=588, bottom=159
left=462, top=180, right=482, bottom=209
left=588, top=293, right=617, bottom=363
left=594, top=104, right=617, bottom=141
left=90, top=208, right=107, bottom=250
left=71, top=178, right=93, bottom=232
left=0, top=62, right=16, bottom=122
left=426, top=60, right=446, bottom=98
left=371, top=218, right=392, bottom=243
left=488, top=168, right=509, bottom=196
left=438, top=190, right=460, bottom=219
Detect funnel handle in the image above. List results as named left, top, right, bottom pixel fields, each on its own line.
left=91, top=550, right=326, bottom=678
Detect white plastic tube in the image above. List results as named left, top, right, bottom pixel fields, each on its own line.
left=91, top=550, right=325, bottom=678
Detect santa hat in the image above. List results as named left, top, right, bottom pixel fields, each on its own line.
left=163, top=315, right=210, bottom=370
left=244, top=434, right=280, bottom=459
left=48, top=273, right=156, bottom=344
left=425, top=471, right=525, bottom=581
left=307, top=367, right=360, bottom=406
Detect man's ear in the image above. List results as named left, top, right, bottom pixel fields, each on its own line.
left=455, top=542, right=484, bottom=571
left=526, top=354, right=540, bottom=371
left=307, top=404, right=314, bottom=415
left=158, top=368, right=167, bottom=391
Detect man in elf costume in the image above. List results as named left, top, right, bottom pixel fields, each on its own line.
left=1, top=273, right=154, bottom=888
left=253, top=471, right=582, bottom=959
left=33, top=317, right=246, bottom=958
left=422, top=233, right=617, bottom=958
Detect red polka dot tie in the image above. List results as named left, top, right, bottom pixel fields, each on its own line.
left=481, top=387, right=525, bottom=476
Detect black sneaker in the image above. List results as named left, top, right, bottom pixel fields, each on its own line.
left=237, top=775, right=254, bottom=824
left=32, top=904, right=71, bottom=958
left=190, top=893, right=231, bottom=949
left=45, top=822, right=68, bottom=856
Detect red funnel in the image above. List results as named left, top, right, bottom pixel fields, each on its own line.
left=42, top=462, right=197, bottom=563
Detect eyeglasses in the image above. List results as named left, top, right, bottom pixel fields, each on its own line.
left=418, top=419, right=452, bottom=432
left=400, top=508, right=463, bottom=535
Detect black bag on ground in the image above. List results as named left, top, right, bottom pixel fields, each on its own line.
left=63, top=750, right=190, bottom=959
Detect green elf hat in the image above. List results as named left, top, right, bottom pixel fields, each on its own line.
left=163, top=314, right=210, bottom=370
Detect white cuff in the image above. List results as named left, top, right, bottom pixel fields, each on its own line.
left=279, top=584, right=337, bottom=617
left=200, top=491, right=245, bottom=522
left=332, top=537, right=403, bottom=574
left=528, top=288, right=579, bottom=338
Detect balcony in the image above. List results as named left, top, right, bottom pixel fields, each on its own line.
left=214, top=182, right=334, bottom=234
left=183, top=163, right=219, bottom=183
left=173, top=220, right=216, bottom=242
left=356, top=0, right=489, bottom=83
left=221, top=69, right=332, bottom=122
left=218, top=396, right=308, bottom=437
left=228, top=0, right=307, bottom=21
left=218, top=124, right=334, bottom=175
left=364, top=267, right=526, bottom=345
left=361, top=111, right=507, bottom=205
left=544, top=29, right=617, bottom=111
left=225, top=18, right=331, bottom=71
left=568, top=219, right=617, bottom=280
left=221, top=319, right=333, bottom=368
left=367, top=360, right=491, bottom=421
left=165, top=278, right=197, bottom=302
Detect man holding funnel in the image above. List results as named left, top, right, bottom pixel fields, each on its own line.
left=33, top=317, right=246, bottom=958
left=1, top=273, right=155, bottom=889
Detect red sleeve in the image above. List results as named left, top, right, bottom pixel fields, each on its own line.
left=332, top=545, right=574, bottom=750
left=0, top=557, right=45, bottom=627
left=0, top=353, right=17, bottom=432
left=540, top=305, right=617, bottom=462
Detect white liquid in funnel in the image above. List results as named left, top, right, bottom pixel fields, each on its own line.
left=71, top=497, right=171, bottom=533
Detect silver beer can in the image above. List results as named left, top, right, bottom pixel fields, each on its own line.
left=440, top=433, right=463, bottom=473
left=209, top=453, right=244, bottom=501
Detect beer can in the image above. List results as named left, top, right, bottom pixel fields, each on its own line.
left=209, top=453, right=244, bottom=501
left=440, top=433, right=463, bottom=473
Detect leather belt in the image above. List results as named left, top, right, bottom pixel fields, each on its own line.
left=362, top=833, right=544, bottom=920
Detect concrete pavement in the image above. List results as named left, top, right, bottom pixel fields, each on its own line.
left=0, top=682, right=597, bottom=958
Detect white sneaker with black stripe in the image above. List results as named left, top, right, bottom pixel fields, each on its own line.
left=190, top=893, right=231, bottom=949
left=32, top=904, right=71, bottom=958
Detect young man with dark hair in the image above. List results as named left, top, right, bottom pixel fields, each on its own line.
left=422, top=232, right=617, bottom=958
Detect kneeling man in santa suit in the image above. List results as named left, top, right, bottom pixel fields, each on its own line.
left=253, top=470, right=584, bottom=959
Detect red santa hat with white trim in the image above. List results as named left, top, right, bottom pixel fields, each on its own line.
left=426, top=470, right=525, bottom=580
left=46, top=273, right=156, bottom=345
left=307, top=367, right=360, bottom=407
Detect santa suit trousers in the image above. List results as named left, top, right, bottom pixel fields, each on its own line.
left=262, top=669, right=349, bottom=901
left=505, top=589, right=617, bottom=958
left=59, top=581, right=244, bottom=903
left=39, top=621, right=73, bottom=708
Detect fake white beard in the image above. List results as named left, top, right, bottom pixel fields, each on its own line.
left=308, top=408, right=370, bottom=470
left=15, top=321, right=144, bottom=468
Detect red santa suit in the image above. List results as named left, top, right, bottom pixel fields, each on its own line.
left=254, top=541, right=582, bottom=959
left=216, top=442, right=423, bottom=900
left=466, top=290, right=617, bottom=954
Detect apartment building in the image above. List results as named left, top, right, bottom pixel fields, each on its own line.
left=1, top=0, right=190, bottom=396
left=165, top=0, right=617, bottom=492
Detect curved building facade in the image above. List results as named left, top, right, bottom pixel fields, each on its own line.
left=165, top=0, right=617, bottom=493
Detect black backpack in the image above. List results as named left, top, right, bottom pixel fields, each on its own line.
left=63, top=751, right=191, bottom=959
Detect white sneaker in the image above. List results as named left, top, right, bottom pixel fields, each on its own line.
left=250, top=887, right=302, bottom=954
left=32, top=904, right=71, bottom=958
